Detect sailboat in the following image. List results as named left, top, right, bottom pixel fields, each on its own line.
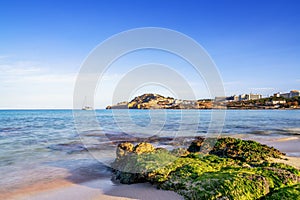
left=82, top=105, right=93, bottom=110
left=82, top=96, right=93, bottom=110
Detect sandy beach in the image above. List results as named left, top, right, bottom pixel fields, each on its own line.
left=3, top=178, right=183, bottom=200
left=2, top=136, right=299, bottom=200
left=1, top=156, right=184, bottom=200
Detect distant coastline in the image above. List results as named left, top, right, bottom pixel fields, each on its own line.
left=106, top=93, right=300, bottom=110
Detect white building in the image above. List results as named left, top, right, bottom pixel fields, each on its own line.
left=271, top=100, right=286, bottom=105
left=239, top=93, right=262, bottom=101
left=248, top=93, right=262, bottom=100
left=280, top=90, right=300, bottom=98
left=239, top=94, right=248, bottom=101
left=273, top=93, right=281, bottom=98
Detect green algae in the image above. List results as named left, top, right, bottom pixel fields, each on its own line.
left=111, top=137, right=300, bottom=200
left=262, top=183, right=300, bottom=200
left=188, top=137, right=284, bottom=163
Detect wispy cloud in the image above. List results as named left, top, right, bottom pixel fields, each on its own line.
left=0, top=57, right=42, bottom=76
left=0, top=65, right=41, bottom=75
left=0, top=56, right=75, bottom=83
left=0, top=55, right=12, bottom=60
left=0, top=56, right=76, bottom=108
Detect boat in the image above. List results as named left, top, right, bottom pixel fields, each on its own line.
left=82, top=105, right=93, bottom=110
left=82, top=96, right=93, bottom=110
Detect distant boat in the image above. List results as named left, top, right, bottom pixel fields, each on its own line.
left=82, top=96, right=93, bottom=110
left=82, top=105, right=93, bottom=110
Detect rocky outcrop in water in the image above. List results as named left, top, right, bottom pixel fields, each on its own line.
left=111, top=137, right=300, bottom=200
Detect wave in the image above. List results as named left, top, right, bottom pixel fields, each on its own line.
left=246, top=128, right=300, bottom=136
left=0, top=127, right=23, bottom=135
left=47, top=142, right=88, bottom=154
left=249, top=130, right=273, bottom=135
left=273, top=128, right=300, bottom=136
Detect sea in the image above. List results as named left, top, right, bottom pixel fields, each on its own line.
left=0, top=109, right=300, bottom=192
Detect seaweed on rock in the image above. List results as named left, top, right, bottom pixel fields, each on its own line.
left=188, top=137, right=284, bottom=163
left=262, top=183, right=300, bottom=200
left=111, top=137, right=300, bottom=200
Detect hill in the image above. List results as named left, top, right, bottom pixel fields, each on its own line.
left=106, top=93, right=213, bottom=109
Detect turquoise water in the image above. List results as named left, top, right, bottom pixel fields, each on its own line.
left=0, top=109, right=300, bottom=190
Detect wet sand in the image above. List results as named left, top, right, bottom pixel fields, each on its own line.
left=263, top=137, right=300, bottom=169
left=3, top=178, right=183, bottom=200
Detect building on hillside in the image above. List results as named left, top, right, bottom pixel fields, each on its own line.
left=174, top=99, right=183, bottom=104
left=280, top=93, right=290, bottom=98
left=226, top=95, right=239, bottom=102
left=239, top=94, right=248, bottom=101
left=182, top=100, right=197, bottom=105
left=233, top=95, right=239, bottom=101
left=280, top=90, right=300, bottom=98
left=290, top=90, right=300, bottom=98
left=239, top=93, right=262, bottom=101
left=271, top=100, right=286, bottom=105
left=248, top=93, right=262, bottom=100
left=273, top=93, right=281, bottom=98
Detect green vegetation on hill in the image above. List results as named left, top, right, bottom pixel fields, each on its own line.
left=111, top=137, right=300, bottom=200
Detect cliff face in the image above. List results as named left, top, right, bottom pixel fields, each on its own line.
left=106, top=93, right=212, bottom=109
left=127, top=93, right=175, bottom=109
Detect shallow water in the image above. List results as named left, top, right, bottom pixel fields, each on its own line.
left=0, top=109, right=299, bottom=191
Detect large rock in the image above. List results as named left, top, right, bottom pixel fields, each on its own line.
left=210, top=137, right=284, bottom=162
left=134, top=142, right=155, bottom=154
left=187, top=136, right=205, bottom=152
left=112, top=142, right=173, bottom=184
left=111, top=138, right=300, bottom=199
left=263, top=183, right=300, bottom=200
left=116, top=142, right=134, bottom=159
left=188, top=137, right=285, bottom=163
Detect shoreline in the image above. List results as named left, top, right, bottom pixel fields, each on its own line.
left=3, top=177, right=184, bottom=200
left=3, top=136, right=300, bottom=200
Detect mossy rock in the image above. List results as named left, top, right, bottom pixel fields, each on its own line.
left=116, top=142, right=134, bottom=159
left=134, top=142, right=155, bottom=154
left=262, top=183, right=300, bottom=200
left=156, top=155, right=299, bottom=200
left=188, top=137, right=284, bottom=163
left=160, top=169, right=269, bottom=200
left=111, top=146, right=178, bottom=184
left=210, top=137, right=284, bottom=162
left=187, top=137, right=205, bottom=152
left=112, top=138, right=299, bottom=199
left=112, top=170, right=146, bottom=184
left=171, top=148, right=190, bottom=157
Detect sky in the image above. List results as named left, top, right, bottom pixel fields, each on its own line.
left=0, top=0, right=299, bottom=108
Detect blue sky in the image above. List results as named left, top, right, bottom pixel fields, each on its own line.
left=0, top=0, right=299, bottom=108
